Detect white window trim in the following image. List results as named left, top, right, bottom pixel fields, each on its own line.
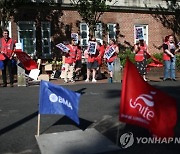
left=41, top=22, right=51, bottom=57
left=107, top=23, right=116, bottom=43
left=80, top=23, right=89, bottom=47
left=95, top=23, right=103, bottom=44
left=17, top=21, right=36, bottom=56
left=134, top=24, right=148, bottom=45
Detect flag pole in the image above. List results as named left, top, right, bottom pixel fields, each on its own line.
left=37, top=113, right=41, bottom=136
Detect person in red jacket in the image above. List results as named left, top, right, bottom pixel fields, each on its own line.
left=104, top=39, right=119, bottom=83
left=64, top=39, right=77, bottom=83
left=0, top=29, right=16, bottom=87
left=74, top=42, right=82, bottom=80
left=134, top=38, right=149, bottom=81
left=85, top=38, right=99, bottom=82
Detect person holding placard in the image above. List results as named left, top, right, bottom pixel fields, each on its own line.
left=64, top=38, right=77, bottom=83
left=85, top=38, right=99, bottom=82
left=104, top=39, right=119, bottom=83
left=134, top=38, right=149, bottom=81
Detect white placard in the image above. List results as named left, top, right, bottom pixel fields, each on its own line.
left=104, top=46, right=115, bottom=60
left=15, top=43, right=23, bottom=50
left=71, top=33, right=78, bottom=44
left=178, top=42, right=180, bottom=47
left=87, top=41, right=97, bottom=55
left=56, top=43, right=70, bottom=53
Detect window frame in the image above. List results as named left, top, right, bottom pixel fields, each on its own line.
left=134, top=24, right=148, bottom=45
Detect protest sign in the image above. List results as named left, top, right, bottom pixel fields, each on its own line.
left=87, top=41, right=97, bottom=55
left=56, top=43, right=70, bottom=53
left=71, top=33, right=78, bottom=44
left=104, top=46, right=115, bottom=59
left=136, top=27, right=144, bottom=40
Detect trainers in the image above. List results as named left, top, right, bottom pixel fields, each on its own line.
left=10, top=84, right=14, bottom=87
left=70, top=80, right=75, bottom=83
left=64, top=79, right=68, bottom=83
left=2, top=83, right=7, bottom=87
left=85, top=79, right=89, bottom=82
left=92, top=79, right=97, bottom=82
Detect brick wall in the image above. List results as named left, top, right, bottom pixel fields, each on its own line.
left=60, top=10, right=173, bottom=54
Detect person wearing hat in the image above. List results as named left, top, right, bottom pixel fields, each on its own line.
left=134, top=38, right=149, bottom=81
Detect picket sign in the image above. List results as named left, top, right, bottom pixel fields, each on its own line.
left=56, top=43, right=70, bottom=53
left=87, top=41, right=97, bottom=55
left=71, top=33, right=78, bottom=44
left=104, top=46, right=115, bottom=59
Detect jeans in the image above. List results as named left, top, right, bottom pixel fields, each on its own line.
left=164, top=56, right=176, bottom=79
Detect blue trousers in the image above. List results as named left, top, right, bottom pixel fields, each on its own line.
left=164, top=57, right=176, bottom=79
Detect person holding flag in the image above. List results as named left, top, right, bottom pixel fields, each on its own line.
left=134, top=38, right=150, bottom=81
left=0, top=29, right=16, bottom=87
left=104, top=39, right=119, bottom=83
left=162, top=35, right=180, bottom=81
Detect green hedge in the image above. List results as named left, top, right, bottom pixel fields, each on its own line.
left=118, top=49, right=180, bottom=71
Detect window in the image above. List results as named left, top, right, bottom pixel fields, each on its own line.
left=134, top=24, right=148, bottom=45
left=41, top=22, right=51, bottom=58
left=80, top=23, right=89, bottom=47
left=18, top=21, right=36, bottom=56
left=107, top=23, right=116, bottom=43
left=95, top=23, right=103, bottom=44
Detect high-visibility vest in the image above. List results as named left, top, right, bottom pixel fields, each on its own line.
left=0, top=38, right=15, bottom=59
left=87, top=45, right=99, bottom=63
left=65, top=45, right=77, bottom=64
left=135, top=44, right=147, bottom=62
left=106, top=44, right=118, bottom=63
left=76, top=48, right=82, bottom=61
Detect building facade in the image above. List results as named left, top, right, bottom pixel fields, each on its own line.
left=4, top=0, right=180, bottom=59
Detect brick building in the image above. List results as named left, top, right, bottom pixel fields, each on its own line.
left=3, top=0, right=180, bottom=59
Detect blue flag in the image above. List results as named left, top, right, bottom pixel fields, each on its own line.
left=39, top=80, right=81, bottom=125
left=0, top=61, right=4, bottom=70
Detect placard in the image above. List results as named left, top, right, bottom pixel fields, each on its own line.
left=104, top=46, right=115, bottom=60
left=178, top=42, right=180, bottom=47
left=135, top=27, right=144, bottom=40
left=87, top=41, right=97, bottom=55
left=71, top=33, right=78, bottom=44
left=56, top=43, right=70, bottom=53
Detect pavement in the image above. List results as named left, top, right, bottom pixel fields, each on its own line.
left=0, top=73, right=180, bottom=154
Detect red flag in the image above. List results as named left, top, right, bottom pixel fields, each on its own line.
left=0, top=54, right=5, bottom=60
left=15, top=51, right=38, bottom=70
left=119, top=59, right=177, bottom=137
left=147, top=56, right=163, bottom=68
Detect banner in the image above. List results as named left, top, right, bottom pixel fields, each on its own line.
left=119, top=59, right=177, bottom=137
left=147, top=56, right=163, bottom=68
left=87, top=41, right=97, bottom=55
left=104, top=46, right=115, bottom=59
left=39, top=80, right=81, bottom=125
left=15, top=51, right=38, bottom=71
left=56, top=43, right=70, bottom=53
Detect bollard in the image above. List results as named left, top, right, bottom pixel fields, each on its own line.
left=113, top=58, right=122, bottom=83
